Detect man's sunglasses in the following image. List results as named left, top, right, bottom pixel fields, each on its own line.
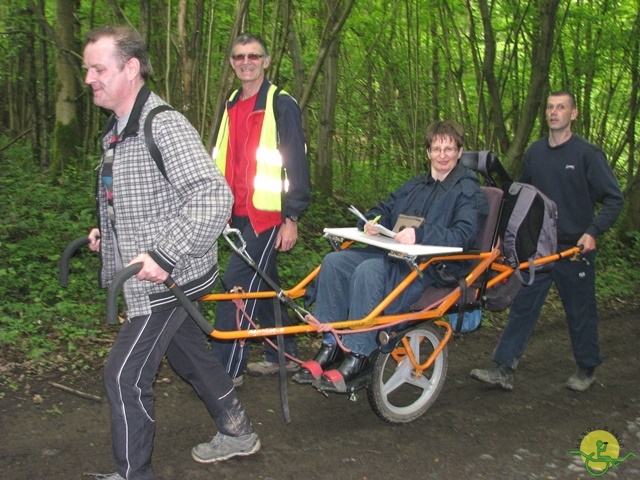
left=231, top=53, right=264, bottom=62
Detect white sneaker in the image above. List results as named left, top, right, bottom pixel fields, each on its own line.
left=83, top=473, right=125, bottom=480
left=232, top=375, right=244, bottom=387
left=191, top=431, right=260, bottom=464
left=566, top=367, right=596, bottom=391
left=246, top=360, right=300, bottom=376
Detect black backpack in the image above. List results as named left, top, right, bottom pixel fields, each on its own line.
left=101, top=104, right=174, bottom=181
left=144, top=105, right=174, bottom=181
left=497, top=182, right=558, bottom=285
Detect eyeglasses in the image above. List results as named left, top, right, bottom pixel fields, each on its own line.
left=231, top=53, right=264, bottom=62
left=429, top=146, right=459, bottom=155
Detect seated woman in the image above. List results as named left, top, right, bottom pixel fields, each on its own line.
left=293, top=120, right=489, bottom=392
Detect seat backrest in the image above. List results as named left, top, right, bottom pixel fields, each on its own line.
left=460, top=150, right=513, bottom=187
left=409, top=185, right=503, bottom=312
left=475, top=186, right=504, bottom=251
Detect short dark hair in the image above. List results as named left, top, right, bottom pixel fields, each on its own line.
left=231, top=33, right=269, bottom=57
left=85, top=25, right=152, bottom=82
left=549, top=90, right=576, bottom=109
left=424, top=121, right=465, bottom=150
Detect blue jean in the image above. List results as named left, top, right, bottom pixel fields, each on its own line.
left=311, top=248, right=425, bottom=356
left=492, top=248, right=600, bottom=370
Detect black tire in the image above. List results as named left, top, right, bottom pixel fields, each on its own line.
left=366, top=322, right=448, bottom=424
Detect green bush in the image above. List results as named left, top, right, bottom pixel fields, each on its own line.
left=0, top=138, right=105, bottom=365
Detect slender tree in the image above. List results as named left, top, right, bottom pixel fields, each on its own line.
left=50, top=0, right=81, bottom=177
left=315, top=0, right=341, bottom=197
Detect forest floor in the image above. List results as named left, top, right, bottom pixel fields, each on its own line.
left=1, top=302, right=639, bottom=480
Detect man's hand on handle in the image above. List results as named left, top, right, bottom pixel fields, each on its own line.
left=577, top=233, right=596, bottom=254
left=88, top=228, right=101, bottom=252
left=129, top=253, right=169, bottom=284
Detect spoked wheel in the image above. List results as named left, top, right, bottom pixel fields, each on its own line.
left=366, top=322, right=448, bottom=423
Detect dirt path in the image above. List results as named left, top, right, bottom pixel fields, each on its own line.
left=1, top=305, right=639, bottom=480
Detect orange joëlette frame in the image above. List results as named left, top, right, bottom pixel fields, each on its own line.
left=199, top=242, right=581, bottom=345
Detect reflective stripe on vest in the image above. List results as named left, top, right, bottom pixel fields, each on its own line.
left=212, top=85, right=286, bottom=212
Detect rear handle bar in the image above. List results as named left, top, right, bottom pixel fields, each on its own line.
left=105, top=264, right=213, bottom=334
left=60, top=236, right=212, bottom=333
left=59, top=236, right=90, bottom=288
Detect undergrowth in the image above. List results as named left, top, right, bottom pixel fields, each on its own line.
left=1, top=137, right=638, bottom=377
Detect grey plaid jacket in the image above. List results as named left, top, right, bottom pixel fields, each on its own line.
left=96, top=86, right=233, bottom=319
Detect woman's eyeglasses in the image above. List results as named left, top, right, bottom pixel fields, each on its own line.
left=429, top=146, right=459, bottom=155
left=232, top=53, right=264, bottom=62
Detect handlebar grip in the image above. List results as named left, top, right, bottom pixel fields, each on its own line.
left=106, top=264, right=142, bottom=325
left=60, top=236, right=90, bottom=287
left=105, top=264, right=213, bottom=334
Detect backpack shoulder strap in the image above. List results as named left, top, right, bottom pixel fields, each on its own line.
left=144, top=105, right=174, bottom=181
left=271, top=86, right=285, bottom=130
left=100, top=114, right=117, bottom=142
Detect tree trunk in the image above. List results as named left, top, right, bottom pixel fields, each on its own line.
left=297, top=0, right=355, bottom=110
left=37, top=0, right=50, bottom=171
left=206, top=0, right=251, bottom=150
left=504, top=0, right=561, bottom=176
left=287, top=19, right=306, bottom=103
left=477, top=0, right=511, bottom=156
left=316, top=13, right=340, bottom=198
left=50, top=0, right=81, bottom=178
left=171, top=0, right=205, bottom=125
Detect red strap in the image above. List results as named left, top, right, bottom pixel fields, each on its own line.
left=301, top=360, right=323, bottom=379
left=321, top=369, right=347, bottom=392
left=322, top=369, right=344, bottom=384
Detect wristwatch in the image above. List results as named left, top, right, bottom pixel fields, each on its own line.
left=286, top=214, right=299, bottom=222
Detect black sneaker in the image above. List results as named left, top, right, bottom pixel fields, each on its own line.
left=470, top=366, right=515, bottom=391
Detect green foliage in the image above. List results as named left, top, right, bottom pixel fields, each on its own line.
left=0, top=136, right=105, bottom=365
left=333, top=156, right=414, bottom=209
left=277, top=193, right=343, bottom=288
left=594, top=231, right=640, bottom=304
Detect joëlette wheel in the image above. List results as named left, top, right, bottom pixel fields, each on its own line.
left=366, top=322, right=448, bottom=423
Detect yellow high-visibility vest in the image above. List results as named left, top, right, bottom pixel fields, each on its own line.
left=212, top=85, right=286, bottom=212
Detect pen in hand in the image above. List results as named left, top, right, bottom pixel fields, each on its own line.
left=365, top=215, right=381, bottom=235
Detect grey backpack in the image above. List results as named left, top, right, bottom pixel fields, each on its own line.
left=497, top=182, right=558, bottom=285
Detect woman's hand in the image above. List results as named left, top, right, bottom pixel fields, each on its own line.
left=364, top=221, right=380, bottom=235
left=395, top=227, right=416, bottom=245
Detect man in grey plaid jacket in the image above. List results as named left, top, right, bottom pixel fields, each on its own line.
left=83, top=26, right=260, bottom=480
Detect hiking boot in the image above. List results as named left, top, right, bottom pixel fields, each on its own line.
left=191, top=432, right=260, bottom=464
left=566, top=367, right=596, bottom=392
left=232, top=375, right=244, bottom=387
left=470, top=366, right=514, bottom=391
left=246, top=360, right=300, bottom=376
